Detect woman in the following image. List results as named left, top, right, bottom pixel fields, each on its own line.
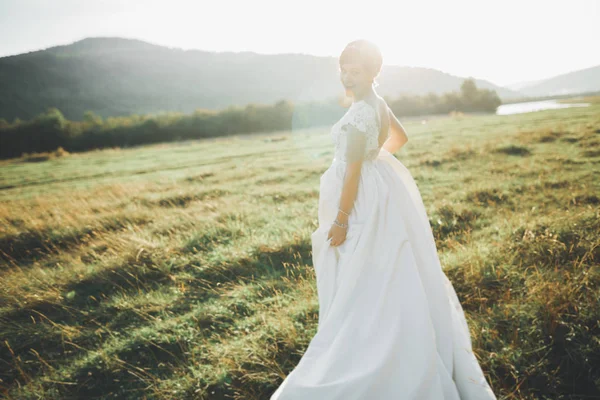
left=270, top=39, right=497, bottom=400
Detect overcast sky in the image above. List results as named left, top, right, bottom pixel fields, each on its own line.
left=1, top=0, right=598, bottom=86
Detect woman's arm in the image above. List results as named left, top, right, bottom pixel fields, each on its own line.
left=382, top=105, right=408, bottom=154
left=335, top=127, right=367, bottom=225
left=336, top=158, right=363, bottom=225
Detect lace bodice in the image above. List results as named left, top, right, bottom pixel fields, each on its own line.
left=330, top=100, right=388, bottom=163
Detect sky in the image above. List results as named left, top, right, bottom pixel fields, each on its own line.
left=0, top=0, right=598, bottom=87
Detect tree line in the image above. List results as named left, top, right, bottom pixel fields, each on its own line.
left=0, top=79, right=500, bottom=159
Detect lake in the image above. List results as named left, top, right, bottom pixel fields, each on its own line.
left=496, top=99, right=590, bottom=115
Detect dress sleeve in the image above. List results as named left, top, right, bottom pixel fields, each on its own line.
left=340, top=103, right=376, bottom=163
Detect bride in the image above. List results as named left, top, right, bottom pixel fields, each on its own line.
left=270, top=40, right=497, bottom=399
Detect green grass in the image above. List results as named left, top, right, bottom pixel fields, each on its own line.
left=1, top=99, right=599, bottom=399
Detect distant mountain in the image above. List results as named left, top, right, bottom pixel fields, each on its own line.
left=505, top=79, right=545, bottom=91
left=0, top=37, right=522, bottom=121
left=515, top=64, right=600, bottom=97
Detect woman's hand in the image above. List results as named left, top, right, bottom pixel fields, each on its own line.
left=327, top=224, right=347, bottom=246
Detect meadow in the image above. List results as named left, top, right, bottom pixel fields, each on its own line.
left=1, top=99, right=599, bottom=399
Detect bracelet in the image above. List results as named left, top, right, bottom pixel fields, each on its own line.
left=338, top=208, right=350, bottom=217
left=333, top=219, right=348, bottom=229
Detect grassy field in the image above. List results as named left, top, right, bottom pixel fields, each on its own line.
left=1, top=99, right=599, bottom=399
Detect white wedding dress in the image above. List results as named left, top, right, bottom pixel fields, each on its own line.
left=270, top=99, right=497, bottom=399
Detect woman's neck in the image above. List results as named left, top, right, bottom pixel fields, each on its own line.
left=354, top=88, right=377, bottom=103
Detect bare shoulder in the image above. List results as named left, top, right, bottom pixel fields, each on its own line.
left=379, top=96, right=391, bottom=112
left=374, top=96, right=392, bottom=124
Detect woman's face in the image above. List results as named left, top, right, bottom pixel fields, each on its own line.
left=339, top=62, right=371, bottom=99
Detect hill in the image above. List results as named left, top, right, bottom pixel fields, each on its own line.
left=0, top=36, right=520, bottom=121
left=516, top=64, right=600, bottom=97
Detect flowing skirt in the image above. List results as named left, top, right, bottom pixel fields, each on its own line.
left=270, top=148, right=497, bottom=399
